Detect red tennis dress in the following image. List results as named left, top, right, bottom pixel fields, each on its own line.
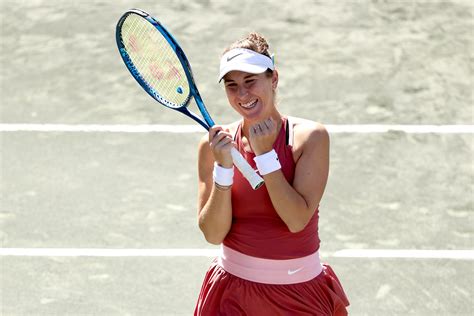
left=195, top=117, right=349, bottom=315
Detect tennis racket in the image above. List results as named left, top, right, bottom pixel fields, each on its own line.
left=116, top=9, right=264, bottom=190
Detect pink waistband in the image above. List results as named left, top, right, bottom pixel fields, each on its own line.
left=217, top=245, right=323, bottom=285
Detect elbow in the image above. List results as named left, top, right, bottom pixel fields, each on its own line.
left=198, top=220, right=225, bottom=245
left=204, top=235, right=224, bottom=245
left=287, top=206, right=316, bottom=233
left=288, top=224, right=306, bottom=234
left=201, top=230, right=225, bottom=245
left=287, top=218, right=311, bottom=234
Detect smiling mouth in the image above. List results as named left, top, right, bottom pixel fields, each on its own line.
left=240, top=99, right=258, bottom=109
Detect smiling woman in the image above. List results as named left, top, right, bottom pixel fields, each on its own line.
left=195, top=33, right=349, bottom=315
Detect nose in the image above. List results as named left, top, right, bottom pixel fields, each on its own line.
left=237, top=86, right=248, bottom=98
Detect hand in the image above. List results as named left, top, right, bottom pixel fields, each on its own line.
left=209, top=125, right=234, bottom=168
left=248, top=118, right=279, bottom=156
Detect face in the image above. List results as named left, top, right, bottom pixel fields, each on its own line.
left=223, top=70, right=278, bottom=122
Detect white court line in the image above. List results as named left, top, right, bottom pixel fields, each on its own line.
left=0, top=248, right=220, bottom=257
left=332, top=249, right=474, bottom=260
left=0, top=124, right=473, bottom=134
left=0, top=248, right=473, bottom=260
left=0, top=124, right=203, bottom=133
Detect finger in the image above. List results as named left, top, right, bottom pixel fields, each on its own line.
left=249, top=124, right=257, bottom=137
left=256, top=121, right=270, bottom=135
left=210, top=132, right=232, bottom=148
left=260, top=121, right=271, bottom=135
left=262, top=119, right=271, bottom=130
left=265, top=118, right=274, bottom=130
left=209, top=125, right=223, bottom=141
left=215, top=138, right=233, bottom=150
left=210, top=125, right=223, bottom=133
left=251, top=122, right=264, bottom=134
left=210, top=128, right=231, bottom=141
left=217, top=132, right=233, bottom=143
left=253, top=125, right=262, bottom=136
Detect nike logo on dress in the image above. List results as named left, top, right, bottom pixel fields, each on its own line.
left=227, top=53, right=243, bottom=62
left=288, top=267, right=304, bottom=275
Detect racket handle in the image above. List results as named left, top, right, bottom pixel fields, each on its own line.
left=230, top=147, right=264, bottom=190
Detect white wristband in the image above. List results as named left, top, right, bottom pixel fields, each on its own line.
left=253, top=149, right=281, bottom=175
left=213, top=163, right=234, bottom=186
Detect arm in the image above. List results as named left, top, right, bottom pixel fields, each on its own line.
left=197, top=126, right=234, bottom=244
left=250, top=119, right=330, bottom=233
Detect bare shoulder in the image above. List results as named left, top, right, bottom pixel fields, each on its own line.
left=289, top=117, right=329, bottom=162
left=291, top=117, right=329, bottom=149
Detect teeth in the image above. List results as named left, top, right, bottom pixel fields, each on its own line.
left=241, top=100, right=257, bottom=109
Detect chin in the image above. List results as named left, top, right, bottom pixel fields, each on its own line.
left=241, top=106, right=265, bottom=121
left=242, top=111, right=263, bottom=122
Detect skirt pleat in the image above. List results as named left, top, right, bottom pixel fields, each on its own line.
left=195, top=259, right=349, bottom=316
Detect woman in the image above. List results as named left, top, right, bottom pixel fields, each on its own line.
left=195, top=33, right=349, bottom=315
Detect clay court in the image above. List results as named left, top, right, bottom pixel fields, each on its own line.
left=1, top=1, right=472, bottom=315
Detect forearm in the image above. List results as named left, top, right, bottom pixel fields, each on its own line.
left=263, top=171, right=314, bottom=233
left=250, top=120, right=329, bottom=233
left=198, top=186, right=232, bottom=244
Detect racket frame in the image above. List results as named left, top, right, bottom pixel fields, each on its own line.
left=116, top=9, right=264, bottom=190
left=116, top=8, right=214, bottom=131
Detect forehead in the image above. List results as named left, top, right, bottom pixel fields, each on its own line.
left=223, top=71, right=261, bottom=82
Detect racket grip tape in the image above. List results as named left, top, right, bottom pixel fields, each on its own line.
left=230, top=147, right=264, bottom=190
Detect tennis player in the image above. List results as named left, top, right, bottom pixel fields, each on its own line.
left=195, top=33, right=349, bottom=315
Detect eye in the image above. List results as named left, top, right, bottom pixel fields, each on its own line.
left=225, top=83, right=237, bottom=91
left=245, top=79, right=255, bottom=86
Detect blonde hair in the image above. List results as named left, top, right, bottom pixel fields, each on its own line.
left=222, top=32, right=272, bottom=59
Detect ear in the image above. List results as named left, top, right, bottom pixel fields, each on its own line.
left=271, top=69, right=279, bottom=90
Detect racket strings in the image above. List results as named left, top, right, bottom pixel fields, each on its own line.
left=120, top=14, right=189, bottom=108
left=124, top=15, right=175, bottom=94
left=125, top=15, right=167, bottom=88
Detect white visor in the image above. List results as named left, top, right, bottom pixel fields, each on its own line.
left=218, top=48, right=274, bottom=82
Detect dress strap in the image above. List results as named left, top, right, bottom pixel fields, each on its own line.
left=232, top=120, right=242, bottom=141
left=286, top=116, right=295, bottom=146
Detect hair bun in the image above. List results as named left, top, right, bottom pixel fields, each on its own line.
left=223, top=32, right=271, bottom=58
left=247, top=32, right=269, bottom=53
